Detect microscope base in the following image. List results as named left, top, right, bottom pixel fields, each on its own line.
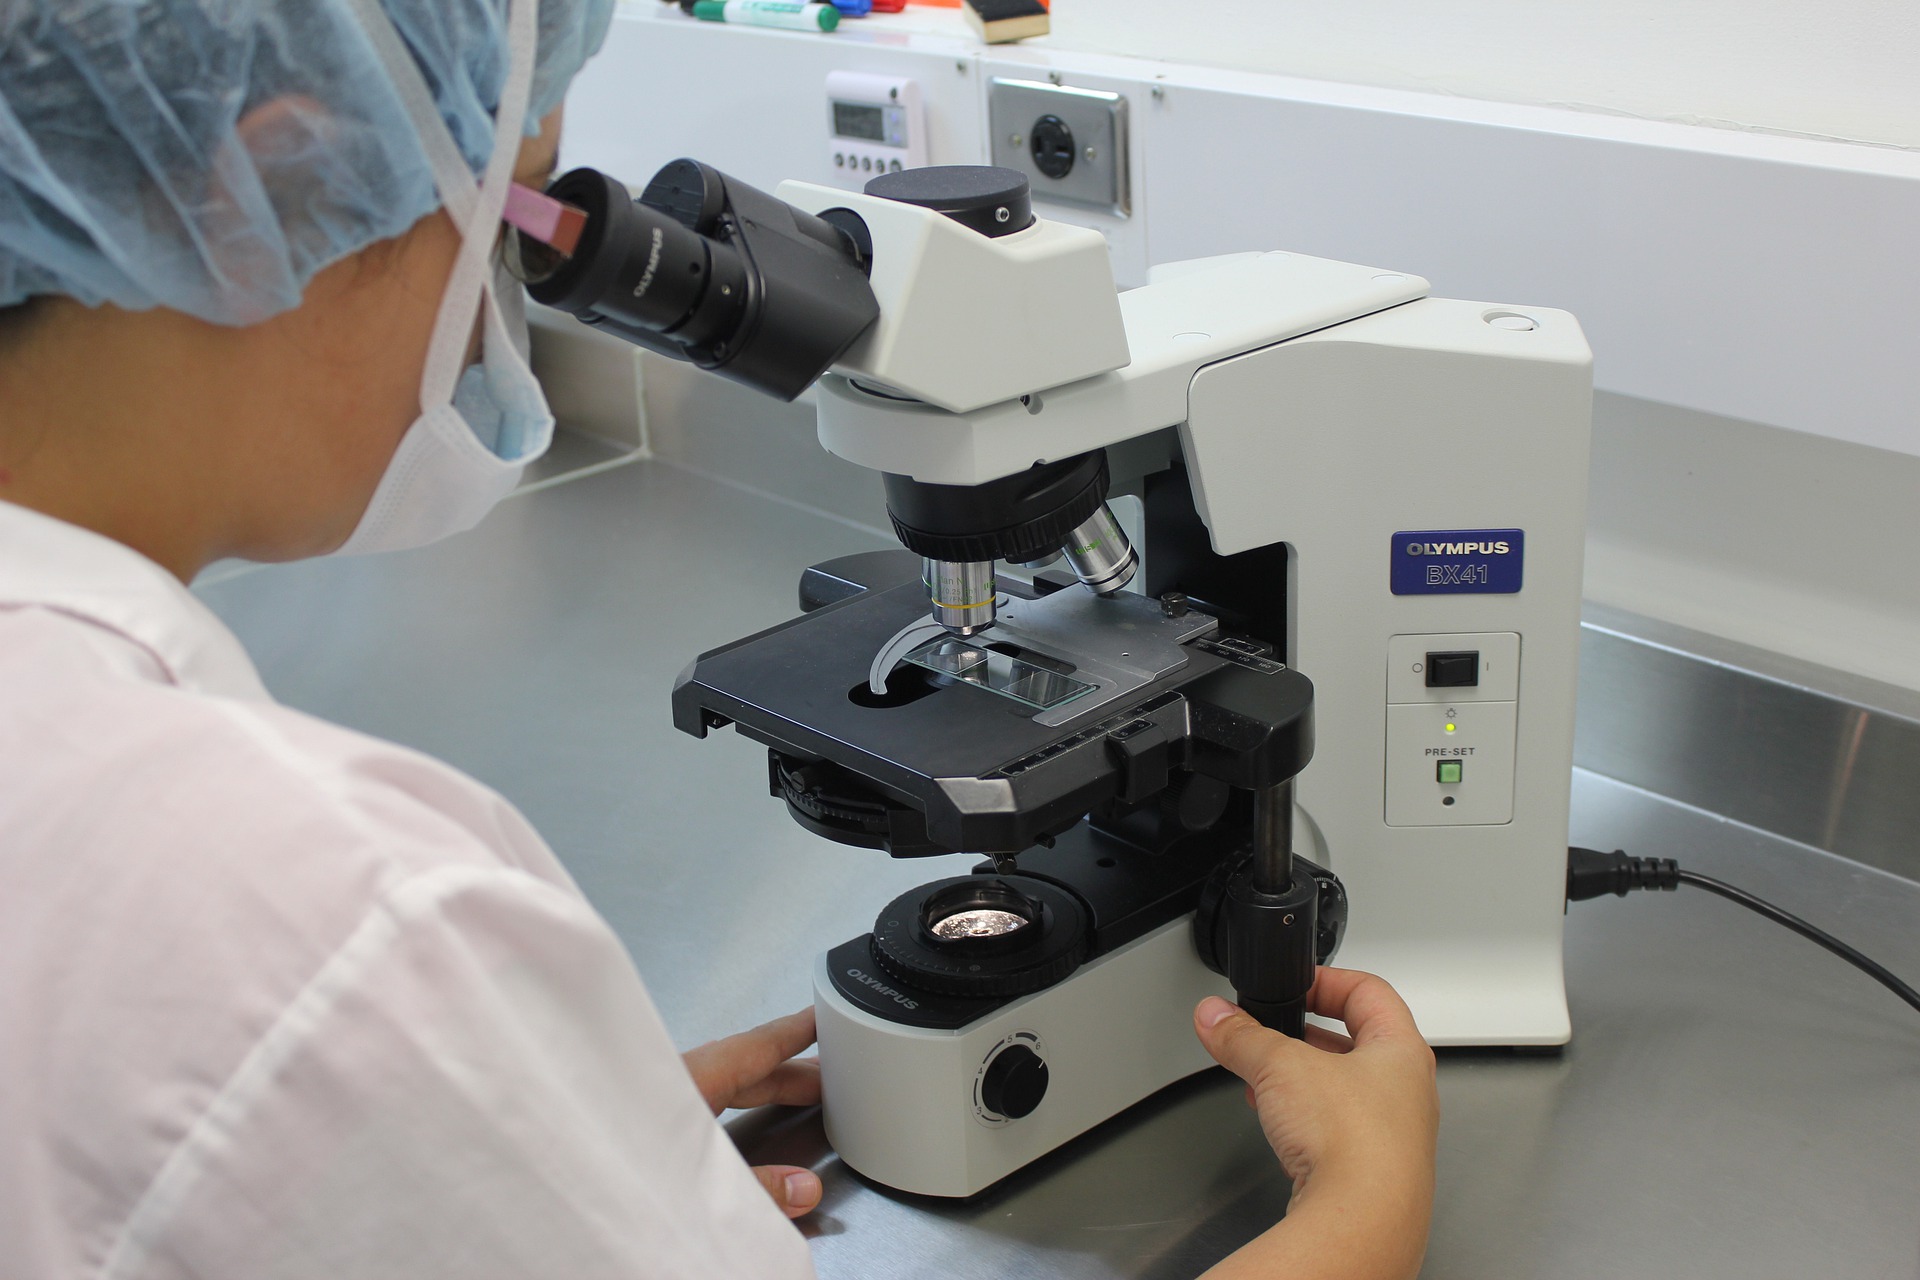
left=814, top=915, right=1234, bottom=1199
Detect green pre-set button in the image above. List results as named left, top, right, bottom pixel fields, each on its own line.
left=1436, top=760, right=1464, bottom=784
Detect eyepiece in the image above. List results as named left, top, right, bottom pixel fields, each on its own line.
left=528, top=167, right=748, bottom=345
left=526, top=162, right=880, bottom=401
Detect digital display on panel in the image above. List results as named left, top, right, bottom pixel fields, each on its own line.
left=833, top=101, right=887, bottom=142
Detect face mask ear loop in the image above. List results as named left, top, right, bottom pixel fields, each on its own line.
left=342, top=0, right=538, bottom=411
left=474, top=265, right=517, bottom=379
left=418, top=0, right=537, bottom=411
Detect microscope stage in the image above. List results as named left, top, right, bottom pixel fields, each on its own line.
left=673, top=548, right=1312, bottom=860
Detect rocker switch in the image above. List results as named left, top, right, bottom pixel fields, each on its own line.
left=1425, top=651, right=1481, bottom=688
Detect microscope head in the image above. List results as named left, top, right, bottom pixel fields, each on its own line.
left=525, top=160, right=1142, bottom=636
left=520, top=159, right=1126, bottom=407
left=774, top=165, right=1128, bottom=413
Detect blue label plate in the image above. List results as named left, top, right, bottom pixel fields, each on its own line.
left=1391, top=529, right=1525, bottom=595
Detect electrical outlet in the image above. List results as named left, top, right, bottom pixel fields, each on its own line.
left=988, top=78, right=1130, bottom=217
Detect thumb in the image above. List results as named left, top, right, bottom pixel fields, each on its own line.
left=751, top=1164, right=822, bottom=1219
left=1194, top=995, right=1303, bottom=1084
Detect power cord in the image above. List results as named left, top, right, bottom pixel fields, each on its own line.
left=1566, top=846, right=1920, bottom=1016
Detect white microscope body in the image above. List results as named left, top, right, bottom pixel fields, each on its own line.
left=770, top=180, right=1592, bottom=1196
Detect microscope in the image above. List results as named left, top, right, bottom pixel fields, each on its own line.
left=525, top=161, right=1591, bottom=1198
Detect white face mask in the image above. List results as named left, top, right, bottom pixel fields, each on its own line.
left=332, top=0, right=551, bottom=557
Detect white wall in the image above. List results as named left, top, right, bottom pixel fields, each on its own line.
left=1044, top=0, right=1920, bottom=149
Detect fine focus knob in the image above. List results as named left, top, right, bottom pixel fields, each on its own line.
left=980, top=1043, right=1049, bottom=1120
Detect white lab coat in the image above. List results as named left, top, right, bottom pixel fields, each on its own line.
left=0, top=501, right=816, bottom=1280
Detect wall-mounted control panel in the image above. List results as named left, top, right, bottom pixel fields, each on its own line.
left=825, top=71, right=926, bottom=188
left=988, top=78, right=1130, bottom=216
left=1384, top=632, right=1521, bottom=826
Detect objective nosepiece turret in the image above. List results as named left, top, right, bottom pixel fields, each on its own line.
left=883, top=449, right=1136, bottom=632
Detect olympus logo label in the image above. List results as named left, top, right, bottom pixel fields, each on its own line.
left=846, top=967, right=919, bottom=1011
left=631, top=226, right=665, bottom=299
left=1390, top=528, right=1525, bottom=596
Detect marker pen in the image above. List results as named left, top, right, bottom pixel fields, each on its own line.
left=689, top=0, right=840, bottom=30
left=822, top=0, right=873, bottom=15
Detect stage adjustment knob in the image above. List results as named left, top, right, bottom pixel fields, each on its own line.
left=980, top=1043, right=1049, bottom=1120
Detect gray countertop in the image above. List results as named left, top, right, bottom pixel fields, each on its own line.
left=199, top=457, right=1920, bottom=1280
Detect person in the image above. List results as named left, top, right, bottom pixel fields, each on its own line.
left=0, top=1, right=1440, bottom=1276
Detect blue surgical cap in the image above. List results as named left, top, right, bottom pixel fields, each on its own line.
left=0, top=0, right=613, bottom=325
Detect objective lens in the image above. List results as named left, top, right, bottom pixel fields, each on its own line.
left=1061, top=504, right=1138, bottom=597
left=927, top=559, right=997, bottom=634
left=931, top=909, right=1030, bottom=940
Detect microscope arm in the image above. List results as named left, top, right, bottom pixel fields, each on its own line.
left=815, top=252, right=1429, bottom=488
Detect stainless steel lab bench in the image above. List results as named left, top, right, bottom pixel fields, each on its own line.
left=199, top=455, right=1920, bottom=1280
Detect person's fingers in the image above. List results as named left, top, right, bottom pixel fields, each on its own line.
left=751, top=1164, right=822, bottom=1219
left=1303, top=1023, right=1354, bottom=1054
left=745, top=1008, right=820, bottom=1060
left=1305, top=968, right=1424, bottom=1049
left=1194, top=996, right=1308, bottom=1086
left=722, top=1057, right=823, bottom=1111
left=683, top=1008, right=819, bottom=1112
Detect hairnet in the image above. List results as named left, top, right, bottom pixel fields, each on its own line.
left=0, top=0, right=613, bottom=326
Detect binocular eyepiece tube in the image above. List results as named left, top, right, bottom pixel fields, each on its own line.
left=522, top=161, right=880, bottom=402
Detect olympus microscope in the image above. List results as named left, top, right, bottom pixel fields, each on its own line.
left=523, top=161, right=1591, bottom=1198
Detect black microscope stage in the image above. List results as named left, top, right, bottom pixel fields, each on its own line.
left=671, top=553, right=1313, bottom=858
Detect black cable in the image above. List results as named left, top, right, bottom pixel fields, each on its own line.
left=1568, top=846, right=1920, bottom=1017
left=1673, top=869, right=1920, bottom=1015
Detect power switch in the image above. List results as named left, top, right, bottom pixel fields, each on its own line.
left=1425, top=651, right=1480, bottom=688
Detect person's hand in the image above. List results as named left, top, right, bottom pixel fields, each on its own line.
left=1194, top=968, right=1439, bottom=1280
left=682, top=1008, right=825, bottom=1219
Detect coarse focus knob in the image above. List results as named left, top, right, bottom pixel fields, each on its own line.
left=980, top=1043, right=1049, bottom=1120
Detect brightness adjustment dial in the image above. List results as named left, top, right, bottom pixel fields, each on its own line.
left=979, top=1042, right=1049, bottom=1120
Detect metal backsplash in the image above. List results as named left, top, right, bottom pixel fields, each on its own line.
left=1576, top=603, right=1920, bottom=883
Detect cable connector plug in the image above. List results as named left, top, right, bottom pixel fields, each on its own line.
left=1566, top=846, right=1681, bottom=902
left=1566, top=844, right=1920, bottom=1015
